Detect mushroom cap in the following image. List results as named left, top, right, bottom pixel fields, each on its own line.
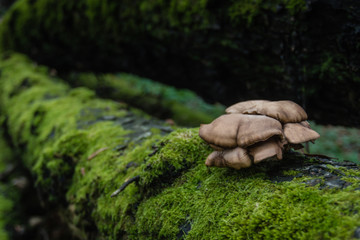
left=199, top=114, right=284, bottom=148
left=248, top=137, right=284, bottom=164
left=225, top=100, right=307, bottom=123
left=199, top=114, right=240, bottom=148
left=205, top=147, right=251, bottom=170
left=299, top=120, right=311, bottom=128
left=226, top=100, right=270, bottom=114
left=283, top=122, right=320, bottom=144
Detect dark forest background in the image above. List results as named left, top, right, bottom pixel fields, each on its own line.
left=0, top=0, right=359, bottom=127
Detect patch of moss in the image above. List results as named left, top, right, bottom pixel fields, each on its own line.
left=282, top=169, right=301, bottom=176
left=0, top=56, right=139, bottom=207
left=139, top=128, right=210, bottom=186
left=133, top=163, right=360, bottom=239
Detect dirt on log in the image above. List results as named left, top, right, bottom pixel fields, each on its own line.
left=0, top=54, right=360, bottom=239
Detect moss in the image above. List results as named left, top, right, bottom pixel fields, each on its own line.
left=229, top=0, right=307, bottom=25
left=133, top=164, right=360, bottom=239
left=0, top=0, right=307, bottom=49
left=1, top=53, right=360, bottom=239
left=282, top=169, right=301, bottom=176
left=0, top=120, right=16, bottom=240
left=0, top=54, right=129, bottom=193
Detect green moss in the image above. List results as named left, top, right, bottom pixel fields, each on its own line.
left=229, top=0, right=307, bottom=25
left=0, top=54, right=129, bottom=194
left=0, top=0, right=307, bottom=57
left=139, top=128, right=210, bottom=186
left=282, top=169, right=301, bottom=176
left=133, top=165, right=360, bottom=239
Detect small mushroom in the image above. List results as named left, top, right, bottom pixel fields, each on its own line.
left=205, top=147, right=252, bottom=170
left=199, top=114, right=283, bottom=148
left=248, top=137, right=284, bottom=164
left=226, top=100, right=307, bottom=123
left=283, top=122, right=320, bottom=144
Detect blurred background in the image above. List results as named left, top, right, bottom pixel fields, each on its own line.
left=0, top=0, right=359, bottom=160
left=0, top=1, right=359, bottom=239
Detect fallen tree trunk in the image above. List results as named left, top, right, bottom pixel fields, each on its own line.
left=65, top=72, right=225, bottom=126
left=0, top=53, right=360, bottom=239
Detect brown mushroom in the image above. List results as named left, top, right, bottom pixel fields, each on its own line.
left=199, top=113, right=284, bottom=148
left=199, top=100, right=320, bottom=170
left=226, top=100, right=307, bottom=123
left=283, top=122, right=320, bottom=144
left=248, top=137, right=284, bottom=164
left=205, top=147, right=252, bottom=170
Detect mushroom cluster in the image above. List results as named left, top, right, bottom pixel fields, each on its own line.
left=199, top=100, right=320, bottom=170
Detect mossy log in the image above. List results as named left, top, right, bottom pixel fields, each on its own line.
left=66, top=72, right=225, bottom=127
left=1, top=54, right=360, bottom=239
left=1, top=0, right=360, bottom=126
